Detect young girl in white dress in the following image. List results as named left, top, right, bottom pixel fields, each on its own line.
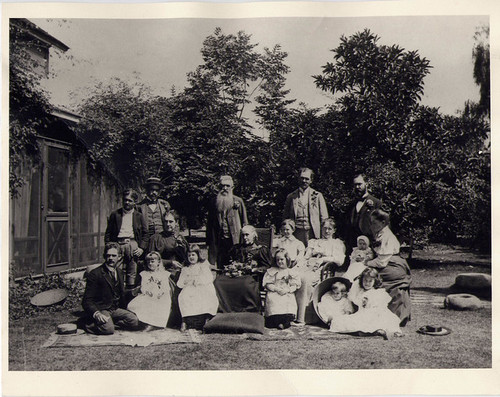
left=272, top=219, right=305, bottom=266
left=329, top=268, right=402, bottom=339
left=263, top=249, right=301, bottom=329
left=127, top=251, right=172, bottom=330
left=177, top=244, right=219, bottom=330
left=343, top=235, right=374, bottom=281
left=317, top=277, right=355, bottom=329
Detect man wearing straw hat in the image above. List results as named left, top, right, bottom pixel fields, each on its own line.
left=137, top=176, right=172, bottom=241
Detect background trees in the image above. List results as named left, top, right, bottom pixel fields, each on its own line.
left=72, top=27, right=490, bottom=249
left=9, top=22, right=52, bottom=197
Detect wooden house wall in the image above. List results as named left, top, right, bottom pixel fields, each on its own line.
left=10, top=143, right=121, bottom=278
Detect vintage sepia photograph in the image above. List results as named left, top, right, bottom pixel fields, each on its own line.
left=2, top=0, right=497, bottom=395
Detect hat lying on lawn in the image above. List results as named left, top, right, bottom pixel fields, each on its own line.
left=30, top=289, right=68, bottom=307
left=417, top=325, right=451, bottom=336
left=56, top=323, right=85, bottom=335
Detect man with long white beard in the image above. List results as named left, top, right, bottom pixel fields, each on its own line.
left=206, top=175, right=248, bottom=269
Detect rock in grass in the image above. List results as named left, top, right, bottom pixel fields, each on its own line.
left=444, top=293, right=482, bottom=310
left=455, top=273, right=491, bottom=290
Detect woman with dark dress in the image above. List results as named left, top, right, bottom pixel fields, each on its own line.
left=366, top=208, right=412, bottom=326
left=214, top=225, right=272, bottom=313
left=147, top=210, right=189, bottom=327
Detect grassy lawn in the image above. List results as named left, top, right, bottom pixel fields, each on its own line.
left=8, top=253, right=491, bottom=370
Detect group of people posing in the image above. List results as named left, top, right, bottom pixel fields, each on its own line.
left=82, top=169, right=412, bottom=338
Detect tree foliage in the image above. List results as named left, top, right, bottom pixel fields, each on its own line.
left=74, top=27, right=489, bottom=250
left=9, top=23, right=52, bottom=197
left=472, top=25, right=490, bottom=118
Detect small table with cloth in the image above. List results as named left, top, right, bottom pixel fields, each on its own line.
left=214, top=243, right=272, bottom=313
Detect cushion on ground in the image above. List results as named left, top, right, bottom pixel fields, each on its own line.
left=444, top=293, right=482, bottom=310
left=455, top=273, right=491, bottom=290
left=203, top=312, right=265, bottom=334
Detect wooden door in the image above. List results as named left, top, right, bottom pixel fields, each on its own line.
left=42, top=142, right=71, bottom=272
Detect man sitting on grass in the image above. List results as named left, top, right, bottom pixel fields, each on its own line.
left=82, top=243, right=140, bottom=335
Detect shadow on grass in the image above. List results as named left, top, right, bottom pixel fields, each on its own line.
left=412, top=286, right=454, bottom=295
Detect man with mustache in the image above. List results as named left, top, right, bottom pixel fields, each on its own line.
left=206, top=175, right=248, bottom=269
left=346, top=172, right=382, bottom=249
left=137, top=176, right=172, bottom=240
left=104, top=189, right=148, bottom=288
left=283, top=167, right=329, bottom=246
left=82, top=243, right=140, bottom=335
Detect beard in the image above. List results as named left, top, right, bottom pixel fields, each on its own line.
left=216, top=192, right=234, bottom=212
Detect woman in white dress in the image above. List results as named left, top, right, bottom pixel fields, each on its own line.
left=177, top=244, right=219, bottom=330
left=127, top=251, right=172, bottom=330
left=294, top=218, right=346, bottom=325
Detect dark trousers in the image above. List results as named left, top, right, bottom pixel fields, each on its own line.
left=216, top=237, right=234, bottom=270
left=86, top=308, right=139, bottom=335
left=294, top=228, right=313, bottom=247
left=117, top=239, right=139, bottom=287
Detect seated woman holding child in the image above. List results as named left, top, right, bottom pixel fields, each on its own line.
left=148, top=210, right=189, bottom=275
left=365, top=208, right=412, bottom=326
left=214, top=225, right=272, bottom=313
left=147, top=209, right=189, bottom=327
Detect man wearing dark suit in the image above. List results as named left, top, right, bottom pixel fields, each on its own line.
left=346, top=173, right=382, bottom=249
left=283, top=167, right=329, bottom=246
left=104, top=189, right=148, bottom=288
left=206, top=175, right=248, bottom=269
left=82, top=243, right=139, bottom=335
left=136, top=176, right=172, bottom=240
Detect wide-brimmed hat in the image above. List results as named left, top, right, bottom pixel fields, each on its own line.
left=313, top=277, right=352, bottom=324
left=143, top=176, right=164, bottom=188
left=30, top=289, right=68, bottom=307
left=417, top=325, right=451, bottom=336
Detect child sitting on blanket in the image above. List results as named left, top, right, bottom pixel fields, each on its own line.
left=262, top=249, right=301, bottom=329
left=127, top=251, right=172, bottom=331
left=330, top=268, right=402, bottom=339
left=177, top=244, right=219, bottom=331
left=343, top=235, right=374, bottom=281
left=317, top=277, right=355, bottom=329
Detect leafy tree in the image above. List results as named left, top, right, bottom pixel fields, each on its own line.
left=9, top=22, right=52, bottom=197
left=76, top=78, right=176, bottom=188
left=472, top=25, right=490, bottom=118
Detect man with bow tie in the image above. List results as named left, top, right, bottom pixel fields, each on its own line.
left=346, top=173, right=382, bottom=250
left=283, top=167, right=329, bottom=246
left=82, top=243, right=140, bottom=335
left=137, top=176, right=172, bottom=240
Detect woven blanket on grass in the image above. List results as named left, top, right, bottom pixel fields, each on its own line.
left=201, top=324, right=354, bottom=341
left=42, top=328, right=201, bottom=348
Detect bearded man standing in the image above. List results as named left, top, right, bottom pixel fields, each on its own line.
left=346, top=172, right=382, bottom=249
left=206, top=175, right=248, bottom=269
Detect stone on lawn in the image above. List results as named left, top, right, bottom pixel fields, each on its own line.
left=455, top=273, right=491, bottom=290
left=444, top=293, right=482, bottom=311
